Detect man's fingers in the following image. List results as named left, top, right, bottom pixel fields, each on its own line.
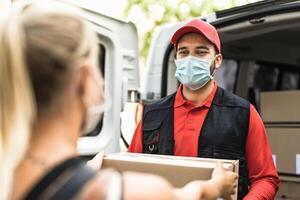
left=94, top=151, right=105, bottom=160
left=215, top=161, right=223, bottom=169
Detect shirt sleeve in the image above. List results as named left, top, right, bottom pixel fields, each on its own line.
left=128, top=120, right=143, bottom=153
left=244, top=104, right=280, bottom=200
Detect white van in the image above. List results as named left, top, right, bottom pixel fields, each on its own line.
left=143, top=1, right=300, bottom=198
left=62, top=0, right=300, bottom=199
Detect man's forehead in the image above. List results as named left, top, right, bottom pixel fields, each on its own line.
left=177, top=32, right=213, bottom=47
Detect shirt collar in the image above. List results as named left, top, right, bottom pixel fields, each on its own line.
left=174, top=81, right=218, bottom=108
left=174, top=84, right=186, bottom=108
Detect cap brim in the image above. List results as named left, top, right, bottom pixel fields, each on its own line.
left=171, top=26, right=206, bottom=45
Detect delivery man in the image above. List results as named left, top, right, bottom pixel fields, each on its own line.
left=128, top=19, right=280, bottom=199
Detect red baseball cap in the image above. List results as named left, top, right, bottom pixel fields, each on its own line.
left=171, top=19, right=221, bottom=53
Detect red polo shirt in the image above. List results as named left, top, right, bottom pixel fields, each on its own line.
left=128, top=83, right=280, bottom=199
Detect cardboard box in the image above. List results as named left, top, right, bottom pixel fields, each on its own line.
left=260, top=91, right=300, bottom=175
left=267, top=127, right=300, bottom=175
left=276, top=175, right=300, bottom=199
left=261, top=91, right=300, bottom=123
left=103, top=153, right=239, bottom=199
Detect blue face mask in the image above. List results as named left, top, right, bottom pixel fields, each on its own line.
left=175, top=55, right=215, bottom=90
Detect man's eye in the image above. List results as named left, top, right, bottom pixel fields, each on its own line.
left=196, top=51, right=208, bottom=55
left=196, top=51, right=208, bottom=56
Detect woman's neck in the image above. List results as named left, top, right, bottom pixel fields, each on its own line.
left=26, top=117, right=79, bottom=166
left=12, top=117, right=80, bottom=200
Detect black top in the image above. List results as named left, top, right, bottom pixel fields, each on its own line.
left=23, top=157, right=96, bottom=200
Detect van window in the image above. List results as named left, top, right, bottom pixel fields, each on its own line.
left=279, top=72, right=299, bottom=90
left=86, top=43, right=105, bottom=136
left=254, top=64, right=279, bottom=91
left=165, top=50, right=179, bottom=96
left=215, top=59, right=238, bottom=93
left=247, top=62, right=300, bottom=112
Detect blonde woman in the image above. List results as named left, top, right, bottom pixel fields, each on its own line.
left=5, top=1, right=238, bottom=200
left=0, top=5, right=35, bottom=200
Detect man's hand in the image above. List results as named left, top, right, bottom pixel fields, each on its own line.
left=86, top=151, right=105, bottom=170
left=211, top=162, right=238, bottom=200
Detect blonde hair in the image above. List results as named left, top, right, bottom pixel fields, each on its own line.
left=22, top=1, right=99, bottom=117
left=0, top=1, right=98, bottom=199
left=0, top=5, right=35, bottom=200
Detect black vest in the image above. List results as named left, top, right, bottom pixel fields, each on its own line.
left=142, top=87, right=250, bottom=199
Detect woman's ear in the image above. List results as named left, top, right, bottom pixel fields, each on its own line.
left=77, top=65, right=90, bottom=99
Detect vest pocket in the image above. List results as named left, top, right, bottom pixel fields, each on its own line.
left=142, top=122, right=161, bottom=154
left=143, top=131, right=160, bottom=154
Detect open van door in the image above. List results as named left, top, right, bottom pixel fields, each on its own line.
left=144, top=0, right=300, bottom=198
left=59, top=0, right=140, bottom=155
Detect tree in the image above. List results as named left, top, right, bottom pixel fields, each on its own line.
left=124, top=0, right=260, bottom=64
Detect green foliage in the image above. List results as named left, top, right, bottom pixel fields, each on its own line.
left=124, top=0, right=259, bottom=63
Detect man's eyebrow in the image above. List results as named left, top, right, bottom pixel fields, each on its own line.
left=177, top=46, right=188, bottom=51
left=196, top=46, right=210, bottom=50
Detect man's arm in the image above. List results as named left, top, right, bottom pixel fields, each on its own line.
left=128, top=120, right=143, bottom=153
left=244, top=105, right=280, bottom=199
